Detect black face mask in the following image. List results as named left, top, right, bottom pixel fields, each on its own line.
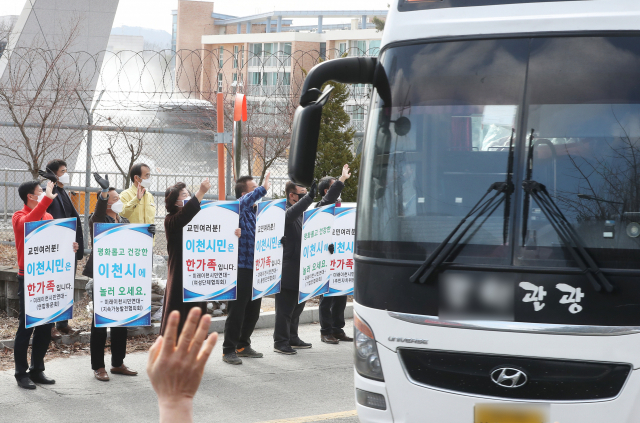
left=291, top=192, right=304, bottom=201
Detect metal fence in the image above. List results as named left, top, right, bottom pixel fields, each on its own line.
left=0, top=46, right=373, bottom=255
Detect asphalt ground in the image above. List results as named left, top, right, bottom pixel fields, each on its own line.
left=0, top=321, right=358, bottom=423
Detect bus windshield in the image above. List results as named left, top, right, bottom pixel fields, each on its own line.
left=357, top=36, right=640, bottom=270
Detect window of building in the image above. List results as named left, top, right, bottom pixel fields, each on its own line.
left=339, top=42, right=347, bottom=58
left=368, top=40, right=381, bottom=56
left=219, top=46, right=224, bottom=68
left=218, top=73, right=223, bottom=92
left=320, top=42, right=326, bottom=60
left=233, top=46, right=239, bottom=68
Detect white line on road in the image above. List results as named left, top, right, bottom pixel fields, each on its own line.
left=257, top=410, right=358, bottom=423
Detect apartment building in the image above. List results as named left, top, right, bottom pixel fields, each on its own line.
left=173, top=1, right=386, bottom=140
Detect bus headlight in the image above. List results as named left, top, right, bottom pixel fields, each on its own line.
left=354, top=312, right=384, bottom=381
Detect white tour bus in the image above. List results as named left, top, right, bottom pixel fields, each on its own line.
left=288, top=1, right=640, bottom=422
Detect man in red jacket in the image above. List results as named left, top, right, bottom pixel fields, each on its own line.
left=12, top=180, right=79, bottom=390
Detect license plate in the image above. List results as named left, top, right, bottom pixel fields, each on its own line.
left=474, top=404, right=547, bottom=423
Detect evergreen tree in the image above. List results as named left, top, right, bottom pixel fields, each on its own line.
left=313, top=81, right=360, bottom=202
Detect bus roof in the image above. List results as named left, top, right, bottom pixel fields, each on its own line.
left=382, top=0, right=640, bottom=49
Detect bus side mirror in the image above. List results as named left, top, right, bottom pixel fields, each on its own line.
left=288, top=86, right=334, bottom=187
left=289, top=57, right=384, bottom=186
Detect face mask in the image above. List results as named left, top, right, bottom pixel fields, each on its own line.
left=58, top=173, right=70, bottom=185
left=37, top=193, right=45, bottom=202
left=180, top=197, right=192, bottom=207
left=110, top=200, right=124, bottom=214
left=140, top=177, right=152, bottom=189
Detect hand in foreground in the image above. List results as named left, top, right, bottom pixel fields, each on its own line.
left=148, top=224, right=156, bottom=236
left=38, top=170, right=58, bottom=183
left=262, top=171, right=271, bottom=191
left=234, top=228, right=241, bottom=238
left=72, top=242, right=79, bottom=253
left=45, top=181, right=58, bottom=200
left=137, top=184, right=146, bottom=200
left=93, top=173, right=110, bottom=190
left=147, top=308, right=218, bottom=423
left=338, top=164, right=351, bottom=183
left=308, top=181, right=318, bottom=199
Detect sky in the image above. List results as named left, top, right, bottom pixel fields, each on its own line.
left=0, top=0, right=390, bottom=34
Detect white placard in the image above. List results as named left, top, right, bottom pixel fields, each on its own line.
left=24, top=218, right=76, bottom=328
left=183, top=200, right=239, bottom=302
left=93, top=223, right=153, bottom=327
left=252, top=199, right=286, bottom=301
left=325, top=206, right=356, bottom=297
left=298, top=204, right=334, bottom=303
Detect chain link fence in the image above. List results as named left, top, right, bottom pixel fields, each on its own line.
left=0, top=46, right=374, bottom=255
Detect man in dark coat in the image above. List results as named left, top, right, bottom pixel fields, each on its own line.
left=272, top=181, right=315, bottom=354
left=39, top=159, right=84, bottom=339
left=315, top=165, right=354, bottom=345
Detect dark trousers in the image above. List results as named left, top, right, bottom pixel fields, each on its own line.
left=319, top=295, right=348, bottom=336
left=223, top=268, right=262, bottom=354
left=90, top=317, right=127, bottom=370
left=14, top=276, right=52, bottom=380
left=273, top=288, right=306, bottom=348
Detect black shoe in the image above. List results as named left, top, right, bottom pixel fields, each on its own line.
left=222, top=352, right=243, bottom=365
left=16, top=377, right=36, bottom=390
left=321, top=334, right=340, bottom=344
left=236, top=346, right=263, bottom=358
left=29, top=372, right=55, bottom=385
left=273, top=345, right=297, bottom=355
left=291, top=340, right=312, bottom=349
left=334, top=332, right=354, bottom=342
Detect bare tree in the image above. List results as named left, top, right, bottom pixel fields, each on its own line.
left=0, top=15, right=90, bottom=178
left=98, top=115, right=155, bottom=189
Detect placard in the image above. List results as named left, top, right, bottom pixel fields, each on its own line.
left=252, top=199, right=286, bottom=300
left=325, top=206, right=356, bottom=296
left=24, top=218, right=76, bottom=328
left=183, top=201, right=239, bottom=302
left=298, top=204, right=334, bottom=303
left=93, top=223, right=153, bottom=327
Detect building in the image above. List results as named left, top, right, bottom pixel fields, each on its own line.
left=106, top=34, right=145, bottom=52
left=174, top=1, right=386, bottom=147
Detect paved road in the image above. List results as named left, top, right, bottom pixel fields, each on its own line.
left=0, top=321, right=358, bottom=423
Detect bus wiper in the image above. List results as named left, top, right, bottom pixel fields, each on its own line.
left=410, top=181, right=512, bottom=284
left=522, top=180, right=615, bottom=293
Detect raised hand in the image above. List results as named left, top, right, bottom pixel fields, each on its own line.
left=137, top=183, right=146, bottom=200
left=196, top=178, right=211, bottom=203
left=339, top=164, right=351, bottom=183
left=262, top=171, right=271, bottom=191
left=45, top=181, right=58, bottom=200
left=308, top=181, right=318, bottom=199
left=200, top=178, right=211, bottom=194
left=38, top=169, right=58, bottom=183
left=93, top=173, right=110, bottom=190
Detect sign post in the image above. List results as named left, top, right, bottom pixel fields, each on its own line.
left=298, top=205, right=334, bottom=303
left=183, top=201, right=240, bottom=302
left=92, top=223, right=153, bottom=327
left=252, top=199, right=286, bottom=300
left=23, top=218, right=77, bottom=328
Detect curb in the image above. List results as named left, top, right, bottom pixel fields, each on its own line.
left=0, top=303, right=353, bottom=349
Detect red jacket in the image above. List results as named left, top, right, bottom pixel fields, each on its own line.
left=13, top=197, right=53, bottom=275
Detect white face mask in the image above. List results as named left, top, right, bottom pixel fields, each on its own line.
left=110, top=200, right=124, bottom=214
left=37, top=192, right=45, bottom=202
left=140, top=177, right=152, bottom=189
left=58, top=173, right=70, bottom=185
left=180, top=197, right=192, bottom=207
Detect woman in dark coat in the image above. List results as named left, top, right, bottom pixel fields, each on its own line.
left=160, top=178, right=211, bottom=337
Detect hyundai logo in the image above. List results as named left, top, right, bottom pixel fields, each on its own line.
left=490, top=368, right=528, bottom=388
